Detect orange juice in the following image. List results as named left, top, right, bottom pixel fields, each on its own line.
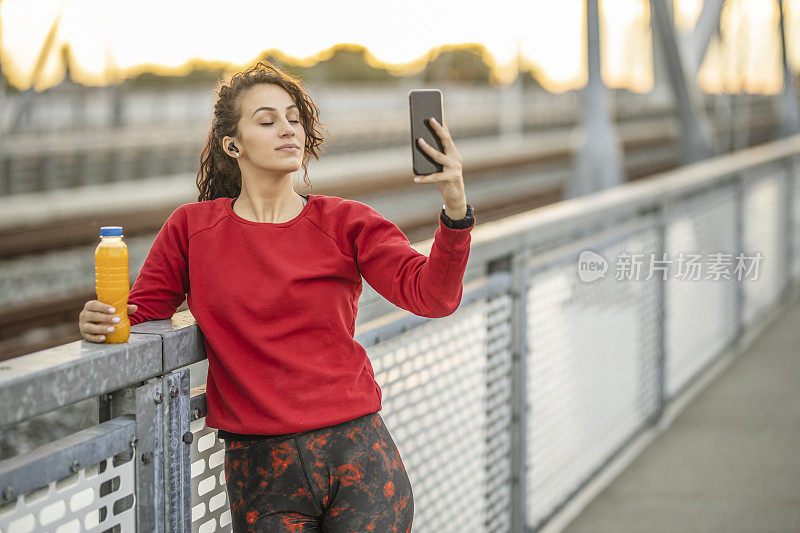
left=95, top=226, right=130, bottom=343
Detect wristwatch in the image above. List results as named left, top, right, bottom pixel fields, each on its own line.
left=440, top=203, right=475, bottom=229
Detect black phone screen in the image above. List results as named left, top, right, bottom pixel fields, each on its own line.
left=409, top=89, right=444, bottom=176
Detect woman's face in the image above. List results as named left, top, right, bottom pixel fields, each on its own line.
left=229, top=84, right=306, bottom=172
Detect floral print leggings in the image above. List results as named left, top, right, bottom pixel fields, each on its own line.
left=222, top=411, right=414, bottom=532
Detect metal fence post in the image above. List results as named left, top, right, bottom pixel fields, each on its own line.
left=162, top=369, right=192, bottom=532
left=782, top=157, right=796, bottom=299
left=99, top=378, right=165, bottom=532
left=136, top=378, right=165, bottom=532
left=651, top=202, right=668, bottom=422
left=514, top=247, right=531, bottom=533
left=489, top=245, right=531, bottom=533
left=733, top=173, right=746, bottom=340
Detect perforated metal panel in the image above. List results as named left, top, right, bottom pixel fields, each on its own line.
left=525, top=216, right=661, bottom=530
left=188, top=421, right=231, bottom=533
left=0, top=452, right=135, bottom=532
left=664, top=184, right=738, bottom=398
left=742, top=166, right=788, bottom=325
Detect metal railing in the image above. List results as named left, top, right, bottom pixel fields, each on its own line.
left=1, top=133, right=799, bottom=532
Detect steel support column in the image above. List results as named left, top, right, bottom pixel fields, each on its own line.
left=0, top=66, right=6, bottom=195
left=685, top=0, right=726, bottom=76
left=567, top=0, right=625, bottom=199
left=650, top=0, right=717, bottom=163
left=651, top=0, right=674, bottom=104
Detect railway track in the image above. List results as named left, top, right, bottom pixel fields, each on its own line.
left=0, top=108, right=780, bottom=258
left=0, top=116, right=781, bottom=361
left=0, top=188, right=567, bottom=361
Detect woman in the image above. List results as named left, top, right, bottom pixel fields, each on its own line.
left=79, top=60, right=475, bottom=532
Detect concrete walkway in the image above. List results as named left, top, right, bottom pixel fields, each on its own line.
left=560, top=295, right=800, bottom=533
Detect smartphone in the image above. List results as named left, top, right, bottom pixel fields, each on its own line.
left=409, top=89, right=444, bottom=176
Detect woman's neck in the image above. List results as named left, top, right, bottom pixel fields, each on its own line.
left=233, top=191, right=305, bottom=224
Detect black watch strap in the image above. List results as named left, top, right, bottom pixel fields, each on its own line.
left=440, top=203, right=475, bottom=229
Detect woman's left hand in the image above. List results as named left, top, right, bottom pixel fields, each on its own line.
left=413, top=117, right=467, bottom=216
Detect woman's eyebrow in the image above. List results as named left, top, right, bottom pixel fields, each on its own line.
left=252, top=104, right=298, bottom=117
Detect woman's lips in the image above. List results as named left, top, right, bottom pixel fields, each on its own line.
left=277, top=147, right=299, bottom=152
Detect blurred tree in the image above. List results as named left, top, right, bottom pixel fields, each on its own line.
left=321, top=46, right=395, bottom=84
left=420, top=44, right=546, bottom=89
left=257, top=47, right=400, bottom=86
left=4, top=71, right=19, bottom=94
left=116, top=43, right=549, bottom=90
left=520, top=64, right=546, bottom=90
left=423, top=45, right=492, bottom=84
left=125, top=64, right=223, bottom=88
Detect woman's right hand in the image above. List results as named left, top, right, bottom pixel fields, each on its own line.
left=79, top=300, right=139, bottom=343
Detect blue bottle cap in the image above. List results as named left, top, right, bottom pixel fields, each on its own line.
left=100, top=226, right=123, bottom=237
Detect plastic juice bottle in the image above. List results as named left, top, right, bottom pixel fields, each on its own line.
left=95, top=226, right=130, bottom=343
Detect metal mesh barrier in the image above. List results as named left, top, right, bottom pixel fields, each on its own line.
left=525, top=216, right=661, bottom=530
left=664, top=184, right=738, bottom=397
left=366, top=297, right=490, bottom=533
left=482, top=292, right=515, bottom=533
left=742, top=165, right=788, bottom=325
left=182, top=283, right=512, bottom=533
left=165, top=157, right=800, bottom=533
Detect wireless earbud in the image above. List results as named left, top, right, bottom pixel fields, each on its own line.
left=228, top=142, right=239, bottom=154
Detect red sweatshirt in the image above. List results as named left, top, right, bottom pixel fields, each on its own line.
left=127, top=194, right=474, bottom=436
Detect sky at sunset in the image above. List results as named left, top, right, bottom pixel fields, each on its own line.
left=0, top=0, right=798, bottom=94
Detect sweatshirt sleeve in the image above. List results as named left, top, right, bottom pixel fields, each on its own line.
left=344, top=202, right=475, bottom=318
left=127, top=206, right=190, bottom=326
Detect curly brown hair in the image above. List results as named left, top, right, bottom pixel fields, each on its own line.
left=196, top=60, right=327, bottom=202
